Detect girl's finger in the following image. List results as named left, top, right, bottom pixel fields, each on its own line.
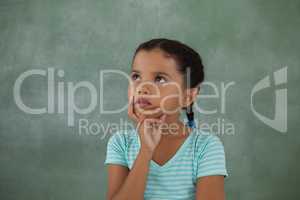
left=128, top=96, right=139, bottom=121
left=144, top=118, right=164, bottom=129
left=136, top=115, right=146, bottom=135
left=132, top=96, right=144, bottom=121
left=145, top=118, right=165, bottom=124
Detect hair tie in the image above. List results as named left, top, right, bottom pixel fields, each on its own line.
left=186, top=119, right=196, bottom=128
left=186, top=111, right=196, bottom=128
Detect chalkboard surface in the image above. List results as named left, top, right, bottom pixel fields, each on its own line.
left=0, top=0, right=299, bottom=199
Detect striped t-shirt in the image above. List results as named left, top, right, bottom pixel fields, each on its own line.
left=104, top=128, right=228, bottom=200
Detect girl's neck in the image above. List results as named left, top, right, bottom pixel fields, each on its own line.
left=161, top=118, right=192, bottom=139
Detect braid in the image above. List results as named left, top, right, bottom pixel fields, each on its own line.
left=185, top=102, right=196, bottom=128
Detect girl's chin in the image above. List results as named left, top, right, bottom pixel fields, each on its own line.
left=135, top=107, right=163, bottom=118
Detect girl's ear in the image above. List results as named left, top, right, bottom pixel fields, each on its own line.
left=182, top=87, right=199, bottom=108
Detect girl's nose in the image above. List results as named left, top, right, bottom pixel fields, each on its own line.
left=137, top=84, right=150, bottom=95
left=137, top=87, right=149, bottom=95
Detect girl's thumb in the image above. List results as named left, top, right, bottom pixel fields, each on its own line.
left=159, top=114, right=166, bottom=122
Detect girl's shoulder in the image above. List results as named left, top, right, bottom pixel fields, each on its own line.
left=190, top=129, right=228, bottom=179
left=106, top=129, right=137, bottom=149
left=190, top=129, right=225, bottom=155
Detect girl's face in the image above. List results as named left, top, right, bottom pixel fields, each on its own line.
left=128, top=48, right=191, bottom=120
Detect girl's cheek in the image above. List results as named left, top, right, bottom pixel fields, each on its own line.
left=127, top=85, right=135, bottom=99
left=160, top=94, right=182, bottom=113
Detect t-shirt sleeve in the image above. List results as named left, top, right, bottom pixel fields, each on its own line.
left=104, top=131, right=128, bottom=167
left=196, top=135, right=228, bottom=179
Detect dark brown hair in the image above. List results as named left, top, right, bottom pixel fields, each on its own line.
left=132, top=38, right=205, bottom=128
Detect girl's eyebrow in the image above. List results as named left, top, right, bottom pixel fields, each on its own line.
left=131, top=69, right=172, bottom=78
left=131, top=69, right=140, bottom=73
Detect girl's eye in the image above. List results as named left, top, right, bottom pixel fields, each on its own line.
left=131, top=73, right=140, bottom=81
left=155, top=75, right=167, bottom=84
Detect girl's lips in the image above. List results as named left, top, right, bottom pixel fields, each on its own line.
left=135, top=97, right=155, bottom=109
left=135, top=97, right=152, bottom=108
left=136, top=103, right=151, bottom=108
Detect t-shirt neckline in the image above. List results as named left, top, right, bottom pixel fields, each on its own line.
left=136, top=128, right=195, bottom=170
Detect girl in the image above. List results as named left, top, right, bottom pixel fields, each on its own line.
left=104, top=38, right=228, bottom=200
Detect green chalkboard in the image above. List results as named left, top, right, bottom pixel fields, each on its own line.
left=0, top=0, right=299, bottom=199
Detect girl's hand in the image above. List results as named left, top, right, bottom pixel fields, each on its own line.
left=128, top=96, right=167, bottom=155
left=139, top=115, right=166, bottom=154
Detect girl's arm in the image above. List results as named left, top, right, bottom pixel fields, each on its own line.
left=106, top=96, right=166, bottom=199
left=195, top=134, right=228, bottom=200
left=106, top=146, right=153, bottom=200
left=196, top=175, right=225, bottom=200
